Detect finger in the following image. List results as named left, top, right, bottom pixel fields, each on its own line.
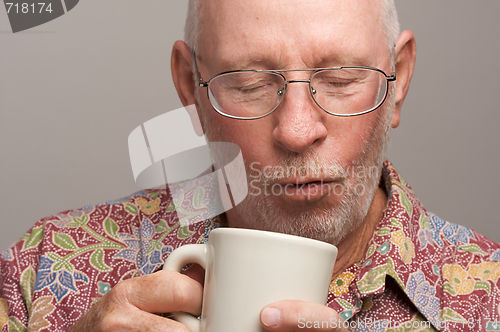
left=109, top=269, right=203, bottom=316
left=183, top=263, right=205, bottom=286
left=260, top=300, right=349, bottom=332
left=82, top=296, right=193, bottom=332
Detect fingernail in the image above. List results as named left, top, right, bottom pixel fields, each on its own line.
left=261, top=307, right=281, bottom=327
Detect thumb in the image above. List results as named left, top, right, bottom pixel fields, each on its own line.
left=260, top=300, right=349, bottom=332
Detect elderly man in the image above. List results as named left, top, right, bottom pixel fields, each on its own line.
left=2, top=0, right=500, bottom=331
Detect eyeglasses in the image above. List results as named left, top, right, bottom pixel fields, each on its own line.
left=194, top=55, right=396, bottom=120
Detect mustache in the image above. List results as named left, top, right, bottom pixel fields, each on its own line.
left=247, top=156, right=350, bottom=184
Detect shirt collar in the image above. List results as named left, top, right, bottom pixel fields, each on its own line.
left=328, top=160, right=440, bottom=327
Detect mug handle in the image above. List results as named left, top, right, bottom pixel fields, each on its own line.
left=163, top=244, right=208, bottom=332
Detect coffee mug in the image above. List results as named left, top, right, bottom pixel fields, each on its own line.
left=163, top=228, right=338, bottom=332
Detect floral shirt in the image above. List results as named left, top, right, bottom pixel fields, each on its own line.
left=1, top=161, right=500, bottom=332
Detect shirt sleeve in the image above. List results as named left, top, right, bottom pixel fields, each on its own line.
left=1, top=222, right=43, bottom=332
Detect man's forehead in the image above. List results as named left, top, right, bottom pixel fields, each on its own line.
left=198, top=0, right=387, bottom=70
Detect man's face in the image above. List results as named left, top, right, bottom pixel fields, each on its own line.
left=195, top=0, right=395, bottom=245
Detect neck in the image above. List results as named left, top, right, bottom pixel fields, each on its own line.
left=331, top=185, right=387, bottom=279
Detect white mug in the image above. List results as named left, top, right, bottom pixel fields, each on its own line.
left=163, top=228, right=338, bottom=332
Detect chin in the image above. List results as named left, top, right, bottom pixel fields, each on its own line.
left=234, top=174, right=378, bottom=246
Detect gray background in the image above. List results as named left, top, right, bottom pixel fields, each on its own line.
left=1, top=1, right=499, bottom=251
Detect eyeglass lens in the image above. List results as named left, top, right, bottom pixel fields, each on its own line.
left=207, top=68, right=388, bottom=119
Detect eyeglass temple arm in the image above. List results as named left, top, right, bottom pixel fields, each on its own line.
left=387, top=43, right=397, bottom=82
left=192, top=51, right=209, bottom=87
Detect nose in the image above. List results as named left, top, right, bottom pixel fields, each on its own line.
left=271, top=81, right=328, bottom=154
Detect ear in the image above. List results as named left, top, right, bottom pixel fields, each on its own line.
left=391, top=30, right=416, bottom=128
left=171, top=40, right=197, bottom=107
left=171, top=40, right=205, bottom=135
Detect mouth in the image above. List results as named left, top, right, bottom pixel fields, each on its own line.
left=271, top=178, right=342, bottom=202
left=276, top=174, right=345, bottom=185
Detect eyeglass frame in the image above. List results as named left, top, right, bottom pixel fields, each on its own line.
left=193, top=53, right=396, bottom=120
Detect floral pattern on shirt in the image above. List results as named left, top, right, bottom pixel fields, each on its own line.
left=1, top=161, right=499, bottom=331
left=1, top=181, right=217, bottom=332
left=325, top=162, right=500, bottom=331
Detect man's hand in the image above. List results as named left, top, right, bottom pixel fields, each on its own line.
left=260, top=300, right=349, bottom=332
left=68, top=266, right=204, bottom=332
